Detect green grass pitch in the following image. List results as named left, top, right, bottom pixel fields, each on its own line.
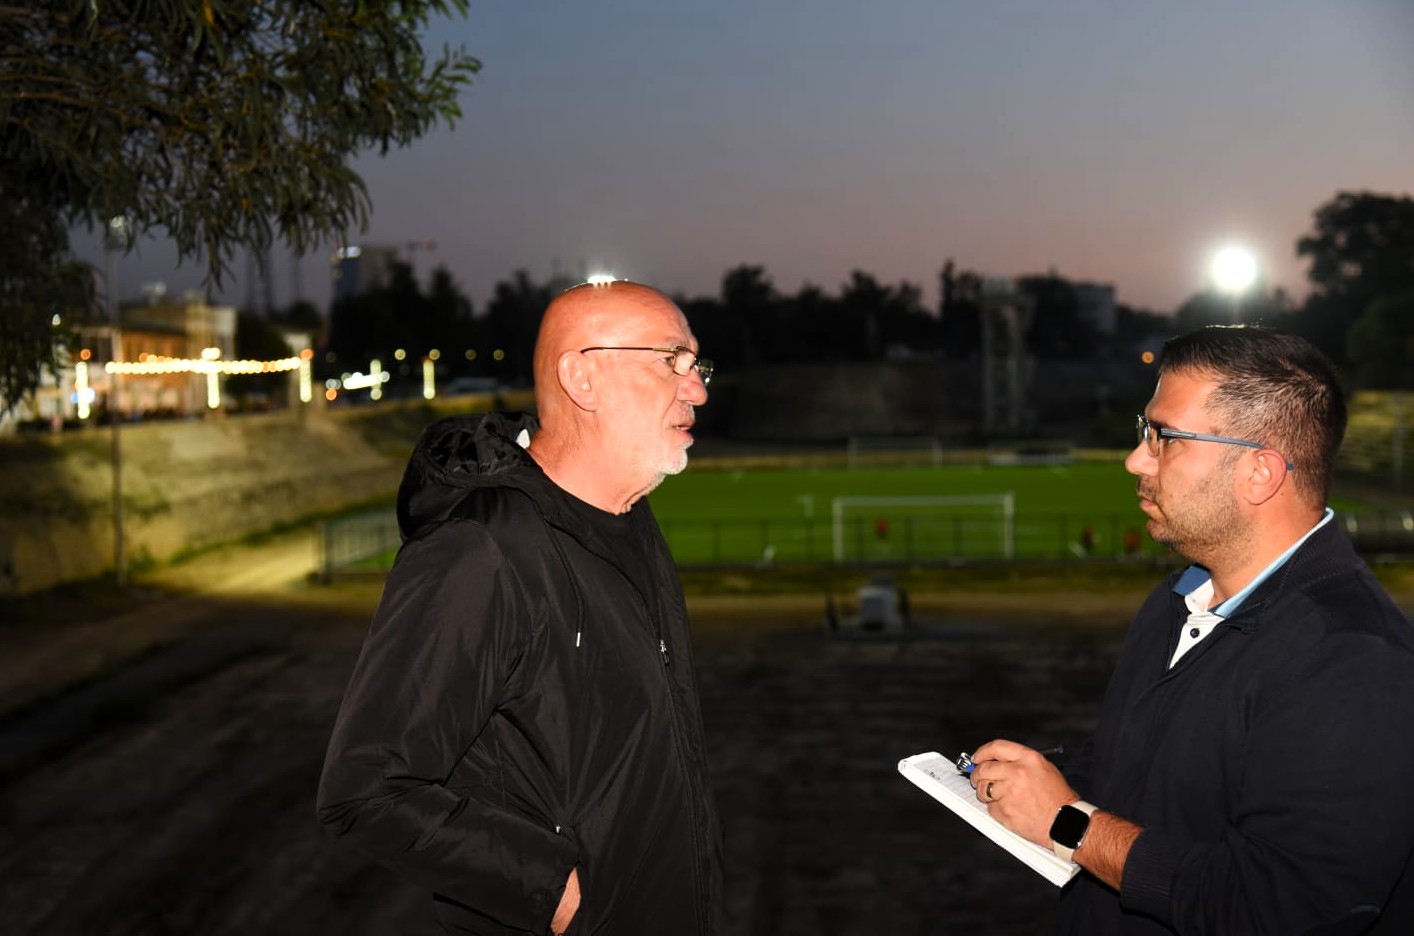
left=647, top=461, right=1153, bottom=564
left=343, top=457, right=1378, bottom=570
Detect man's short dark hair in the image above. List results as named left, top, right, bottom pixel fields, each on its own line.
left=1158, top=326, right=1346, bottom=503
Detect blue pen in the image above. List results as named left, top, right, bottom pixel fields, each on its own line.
left=954, top=745, right=1065, bottom=775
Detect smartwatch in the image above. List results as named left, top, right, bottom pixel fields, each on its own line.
left=1049, top=800, right=1097, bottom=863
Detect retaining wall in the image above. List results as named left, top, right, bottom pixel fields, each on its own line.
left=0, top=404, right=449, bottom=596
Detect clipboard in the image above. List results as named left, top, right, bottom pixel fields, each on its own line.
left=898, top=751, right=1081, bottom=887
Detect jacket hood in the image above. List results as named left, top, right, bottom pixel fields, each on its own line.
left=395, top=411, right=544, bottom=540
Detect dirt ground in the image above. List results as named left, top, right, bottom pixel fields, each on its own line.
left=0, top=530, right=1399, bottom=935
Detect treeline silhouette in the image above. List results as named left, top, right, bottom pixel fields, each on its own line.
left=259, top=190, right=1414, bottom=392
left=313, top=259, right=1167, bottom=390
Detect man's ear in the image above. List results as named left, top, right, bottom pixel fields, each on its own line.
left=557, top=350, right=598, bottom=412
left=1241, top=450, right=1289, bottom=506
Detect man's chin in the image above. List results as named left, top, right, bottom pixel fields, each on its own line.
left=1149, top=527, right=1199, bottom=563
left=1147, top=520, right=1175, bottom=549
left=663, top=450, right=690, bottom=476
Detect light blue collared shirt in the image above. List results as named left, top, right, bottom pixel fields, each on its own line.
left=1168, top=508, right=1335, bottom=666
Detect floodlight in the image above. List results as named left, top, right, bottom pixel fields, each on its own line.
left=1211, top=245, right=1258, bottom=296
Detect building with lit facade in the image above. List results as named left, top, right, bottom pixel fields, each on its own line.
left=1, top=295, right=312, bottom=435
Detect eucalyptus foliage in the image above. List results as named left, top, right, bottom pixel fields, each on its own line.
left=0, top=0, right=479, bottom=414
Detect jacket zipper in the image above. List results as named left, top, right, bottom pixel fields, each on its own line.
left=558, top=522, right=709, bottom=933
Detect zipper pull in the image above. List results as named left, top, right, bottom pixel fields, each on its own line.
left=659, top=638, right=671, bottom=666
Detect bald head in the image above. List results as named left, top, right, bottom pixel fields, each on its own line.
left=526, top=280, right=707, bottom=513
left=533, top=280, right=685, bottom=416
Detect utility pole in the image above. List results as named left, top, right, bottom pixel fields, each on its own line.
left=105, top=215, right=132, bottom=587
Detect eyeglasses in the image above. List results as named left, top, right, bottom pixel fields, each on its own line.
left=1135, top=415, right=1293, bottom=470
left=580, top=345, right=713, bottom=385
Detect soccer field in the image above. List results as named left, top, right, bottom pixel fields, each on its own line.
left=329, top=456, right=1392, bottom=574
left=647, top=461, right=1154, bottom=564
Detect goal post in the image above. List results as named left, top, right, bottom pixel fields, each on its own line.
left=845, top=435, right=945, bottom=468
left=830, top=494, right=1016, bottom=562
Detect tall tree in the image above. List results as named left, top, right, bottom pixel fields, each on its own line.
left=1294, top=191, right=1414, bottom=364
left=324, top=259, right=443, bottom=384
left=776, top=284, right=837, bottom=362
left=484, top=270, right=558, bottom=388
left=838, top=271, right=932, bottom=360
left=679, top=294, right=732, bottom=371
left=0, top=0, right=479, bottom=413
left=1114, top=304, right=1169, bottom=345
left=1017, top=274, right=1099, bottom=359
left=277, top=299, right=324, bottom=340
left=426, top=266, right=477, bottom=374
left=1347, top=291, right=1414, bottom=389
left=938, top=260, right=983, bottom=359
left=1171, top=285, right=1293, bottom=334
left=0, top=194, right=92, bottom=414
left=720, top=264, right=776, bottom=367
left=232, top=309, right=297, bottom=406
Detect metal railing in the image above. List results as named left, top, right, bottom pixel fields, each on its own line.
left=318, top=510, right=401, bottom=581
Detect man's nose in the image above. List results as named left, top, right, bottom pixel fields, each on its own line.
left=681, top=371, right=708, bottom=404
left=1124, top=442, right=1154, bottom=477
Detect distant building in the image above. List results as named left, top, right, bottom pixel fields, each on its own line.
left=112, top=300, right=238, bottom=415
left=330, top=244, right=400, bottom=302
left=1073, top=282, right=1117, bottom=335
left=1, top=295, right=239, bottom=434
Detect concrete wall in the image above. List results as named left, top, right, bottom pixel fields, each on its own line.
left=0, top=406, right=438, bottom=596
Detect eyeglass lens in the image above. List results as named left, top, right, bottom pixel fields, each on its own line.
left=1136, top=417, right=1158, bottom=455
left=674, top=349, right=713, bottom=384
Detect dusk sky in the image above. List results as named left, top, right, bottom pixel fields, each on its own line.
left=75, top=0, right=1414, bottom=318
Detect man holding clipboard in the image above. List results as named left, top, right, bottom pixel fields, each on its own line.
left=968, top=327, right=1414, bottom=934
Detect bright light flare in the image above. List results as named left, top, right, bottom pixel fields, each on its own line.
left=586, top=273, right=617, bottom=286
left=1211, top=245, right=1258, bottom=296
left=75, top=361, right=91, bottom=419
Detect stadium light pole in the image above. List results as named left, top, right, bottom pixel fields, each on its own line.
left=1210, top=245, right=1258, bottom=322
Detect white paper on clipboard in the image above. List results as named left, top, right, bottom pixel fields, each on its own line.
left=898, top=751, right=1081, bottom=888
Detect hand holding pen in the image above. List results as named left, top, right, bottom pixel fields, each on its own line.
left=958, top=739, right=1083, bottom=848
left=955, top=745, right=1065, bottom=775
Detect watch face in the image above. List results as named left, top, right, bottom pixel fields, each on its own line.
left=1050, top=805, right=1091, bottom=848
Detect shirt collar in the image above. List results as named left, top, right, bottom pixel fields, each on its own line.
left=1172, top=508, right=1334, bottom=616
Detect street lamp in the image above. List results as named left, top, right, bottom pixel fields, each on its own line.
left=1210, top=245, right=1258, bottom=321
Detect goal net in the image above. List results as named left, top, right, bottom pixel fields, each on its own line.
left=831, top=494, right=1015, bottom=562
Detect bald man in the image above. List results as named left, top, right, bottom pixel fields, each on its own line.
left=318, top=282, right=722, bottom=936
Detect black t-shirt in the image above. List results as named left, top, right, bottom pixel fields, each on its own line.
left=554, top=487, right=665, bottom=613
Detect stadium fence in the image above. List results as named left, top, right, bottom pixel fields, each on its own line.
left=318, top=510, right=400, bottom=583
left=319, top=507, right=1414, bottom=577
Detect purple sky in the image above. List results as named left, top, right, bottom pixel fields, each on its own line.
left=75, top=0, right=1414, bottom=317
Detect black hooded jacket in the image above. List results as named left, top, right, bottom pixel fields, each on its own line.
left=317, top=413, right=723, bottom=935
